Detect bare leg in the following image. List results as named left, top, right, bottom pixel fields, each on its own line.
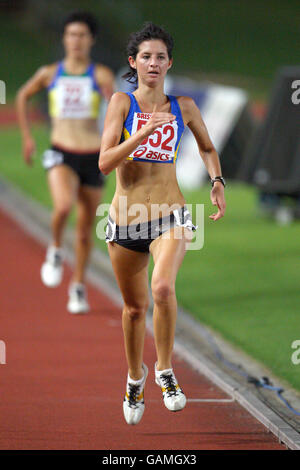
left=108, top=242, right=150, bottom=380
left=72, top=185, right=102, bottom=283
left=150, top=227, right=190, bottom=371
left=47, top=165, right=79, bottom=247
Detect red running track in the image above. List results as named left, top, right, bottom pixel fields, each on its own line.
left=0, top=207, right=284, bottom=450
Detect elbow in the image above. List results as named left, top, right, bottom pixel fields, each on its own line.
left=98, top=156, right=111, bottom=176
left=99, top=165, right=110, bottom=176
left=16, top=86, right=25, bottom=100
left=15, top=89, right=22, bottom=105
left=202, top=146, right=218, bottom=160
left=15, top=88, right=26, bottom=107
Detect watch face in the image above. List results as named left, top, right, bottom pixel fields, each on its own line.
left=212, top=177, right=225, bottom=186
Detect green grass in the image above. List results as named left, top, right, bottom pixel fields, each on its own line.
left=134, top=0, right=300, bottom=81
left=1, top=124, right=300, bottom=392
left=0, top=17, right=51, bottom=102
left=177, top=186, right=300, bottom=390
left=2, top=0, right=300, bottom=102
left=0, top=125, right=52, bottom=207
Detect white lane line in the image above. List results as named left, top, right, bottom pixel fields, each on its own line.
left=187, top=398, right=235, bottom=403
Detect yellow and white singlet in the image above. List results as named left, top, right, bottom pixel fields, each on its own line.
left=48, top=61, right=102, bottom=119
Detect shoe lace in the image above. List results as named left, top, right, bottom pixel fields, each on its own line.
left=53, top=253, right=62, bottom=267
left=160, top=373, right=178, bottom=397
left=73, top=288, right=86, bottom=304
left=128, top=383, right=141, bottom=408
left=75, top=287, right=84, bottom=299
left=69, top=285, right=86, bottom=301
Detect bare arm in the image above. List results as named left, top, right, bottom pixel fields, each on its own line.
left=95, top=64, right=115, bottom=102
left=182, top=96, right=226, bottom=221
left=99, top=93, right=175, bottom=175
left=15, top=65, right=53, bottom=165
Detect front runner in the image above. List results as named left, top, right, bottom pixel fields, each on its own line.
left=99, top=22, right=226, bottom=424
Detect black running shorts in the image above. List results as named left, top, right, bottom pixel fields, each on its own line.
left=105, top=206, right=197, bottom=253
left=42, top=145, right=105, bottom=188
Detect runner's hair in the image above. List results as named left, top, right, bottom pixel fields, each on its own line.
left=122, top=22, right=174, bottom=84
left=62, top=11, right=99, bottom=38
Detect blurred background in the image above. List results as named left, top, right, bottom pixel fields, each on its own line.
left=0, top=0, right=300, bottom=406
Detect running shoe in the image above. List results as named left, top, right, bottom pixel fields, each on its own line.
left=40, top=245, right=64, bottom=287
left=67, top=282, right=90, bottom=314
left=123, top=363, right=148, bottom=425
left=155, top=362, right=186, bottom=411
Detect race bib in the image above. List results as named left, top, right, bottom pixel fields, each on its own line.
left=56, top=76, right=93, bottom=119
left=127, top=112, right=178, bottom=163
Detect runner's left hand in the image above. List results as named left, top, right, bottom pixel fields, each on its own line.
left=209, top=183, right=226, bottom=221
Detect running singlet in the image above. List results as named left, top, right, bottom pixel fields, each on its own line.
left=122, top=93, right=185, bottom=164
left=47, top=62, right=102, bottom=119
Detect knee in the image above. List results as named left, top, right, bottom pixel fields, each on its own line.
left=152, top=278, right=175, bottom=304
left=76, top=214, right=94, bottom=245
left=124, top=303, right=148, bottom=321
left=76, top=227, right=91, bottom=246
left=55, top=204, right=72, bottom=220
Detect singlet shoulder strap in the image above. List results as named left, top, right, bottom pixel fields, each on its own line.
left=123, top=92, right=136, bottom=126
left=168, top=95, right=184, bottom=131
left=126, top=92, right=142, bottom=112
left=88, top=63, right=102, bottom=94
left=47, top=61, right=64, bottom=90
left=85, top=63, right=94, bottom=75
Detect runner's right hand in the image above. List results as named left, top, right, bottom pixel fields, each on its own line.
left=23, top=136, right=36, bottom=166
left=143, top=111, right=176, bottom=135
left=142, top=102, right=176, bottom=136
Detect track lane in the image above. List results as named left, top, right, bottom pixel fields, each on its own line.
left=0, top=207, right=285, bottom=450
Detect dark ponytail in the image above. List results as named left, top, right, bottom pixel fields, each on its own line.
left=122, top=22, right=174, bottom=84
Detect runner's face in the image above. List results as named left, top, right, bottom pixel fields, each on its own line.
left=63, top=22, right=94, bottom=59
left=129, top=40, right=172, bottom=86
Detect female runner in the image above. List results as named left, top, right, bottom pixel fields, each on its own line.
left=16, top=11, right=114, bottom=313
left=99, top=22, right=226, bottom=424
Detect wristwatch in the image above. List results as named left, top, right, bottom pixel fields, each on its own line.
left=211, top=176, right=226, bottom=187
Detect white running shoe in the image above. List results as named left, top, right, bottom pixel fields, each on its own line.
left=67, top=282, right=90, bottom=314
left=41, top=245, right=64, bottom=287
left=123, top=363, right=148, bottom=425
left=155, top=362, right=187, bottom=412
